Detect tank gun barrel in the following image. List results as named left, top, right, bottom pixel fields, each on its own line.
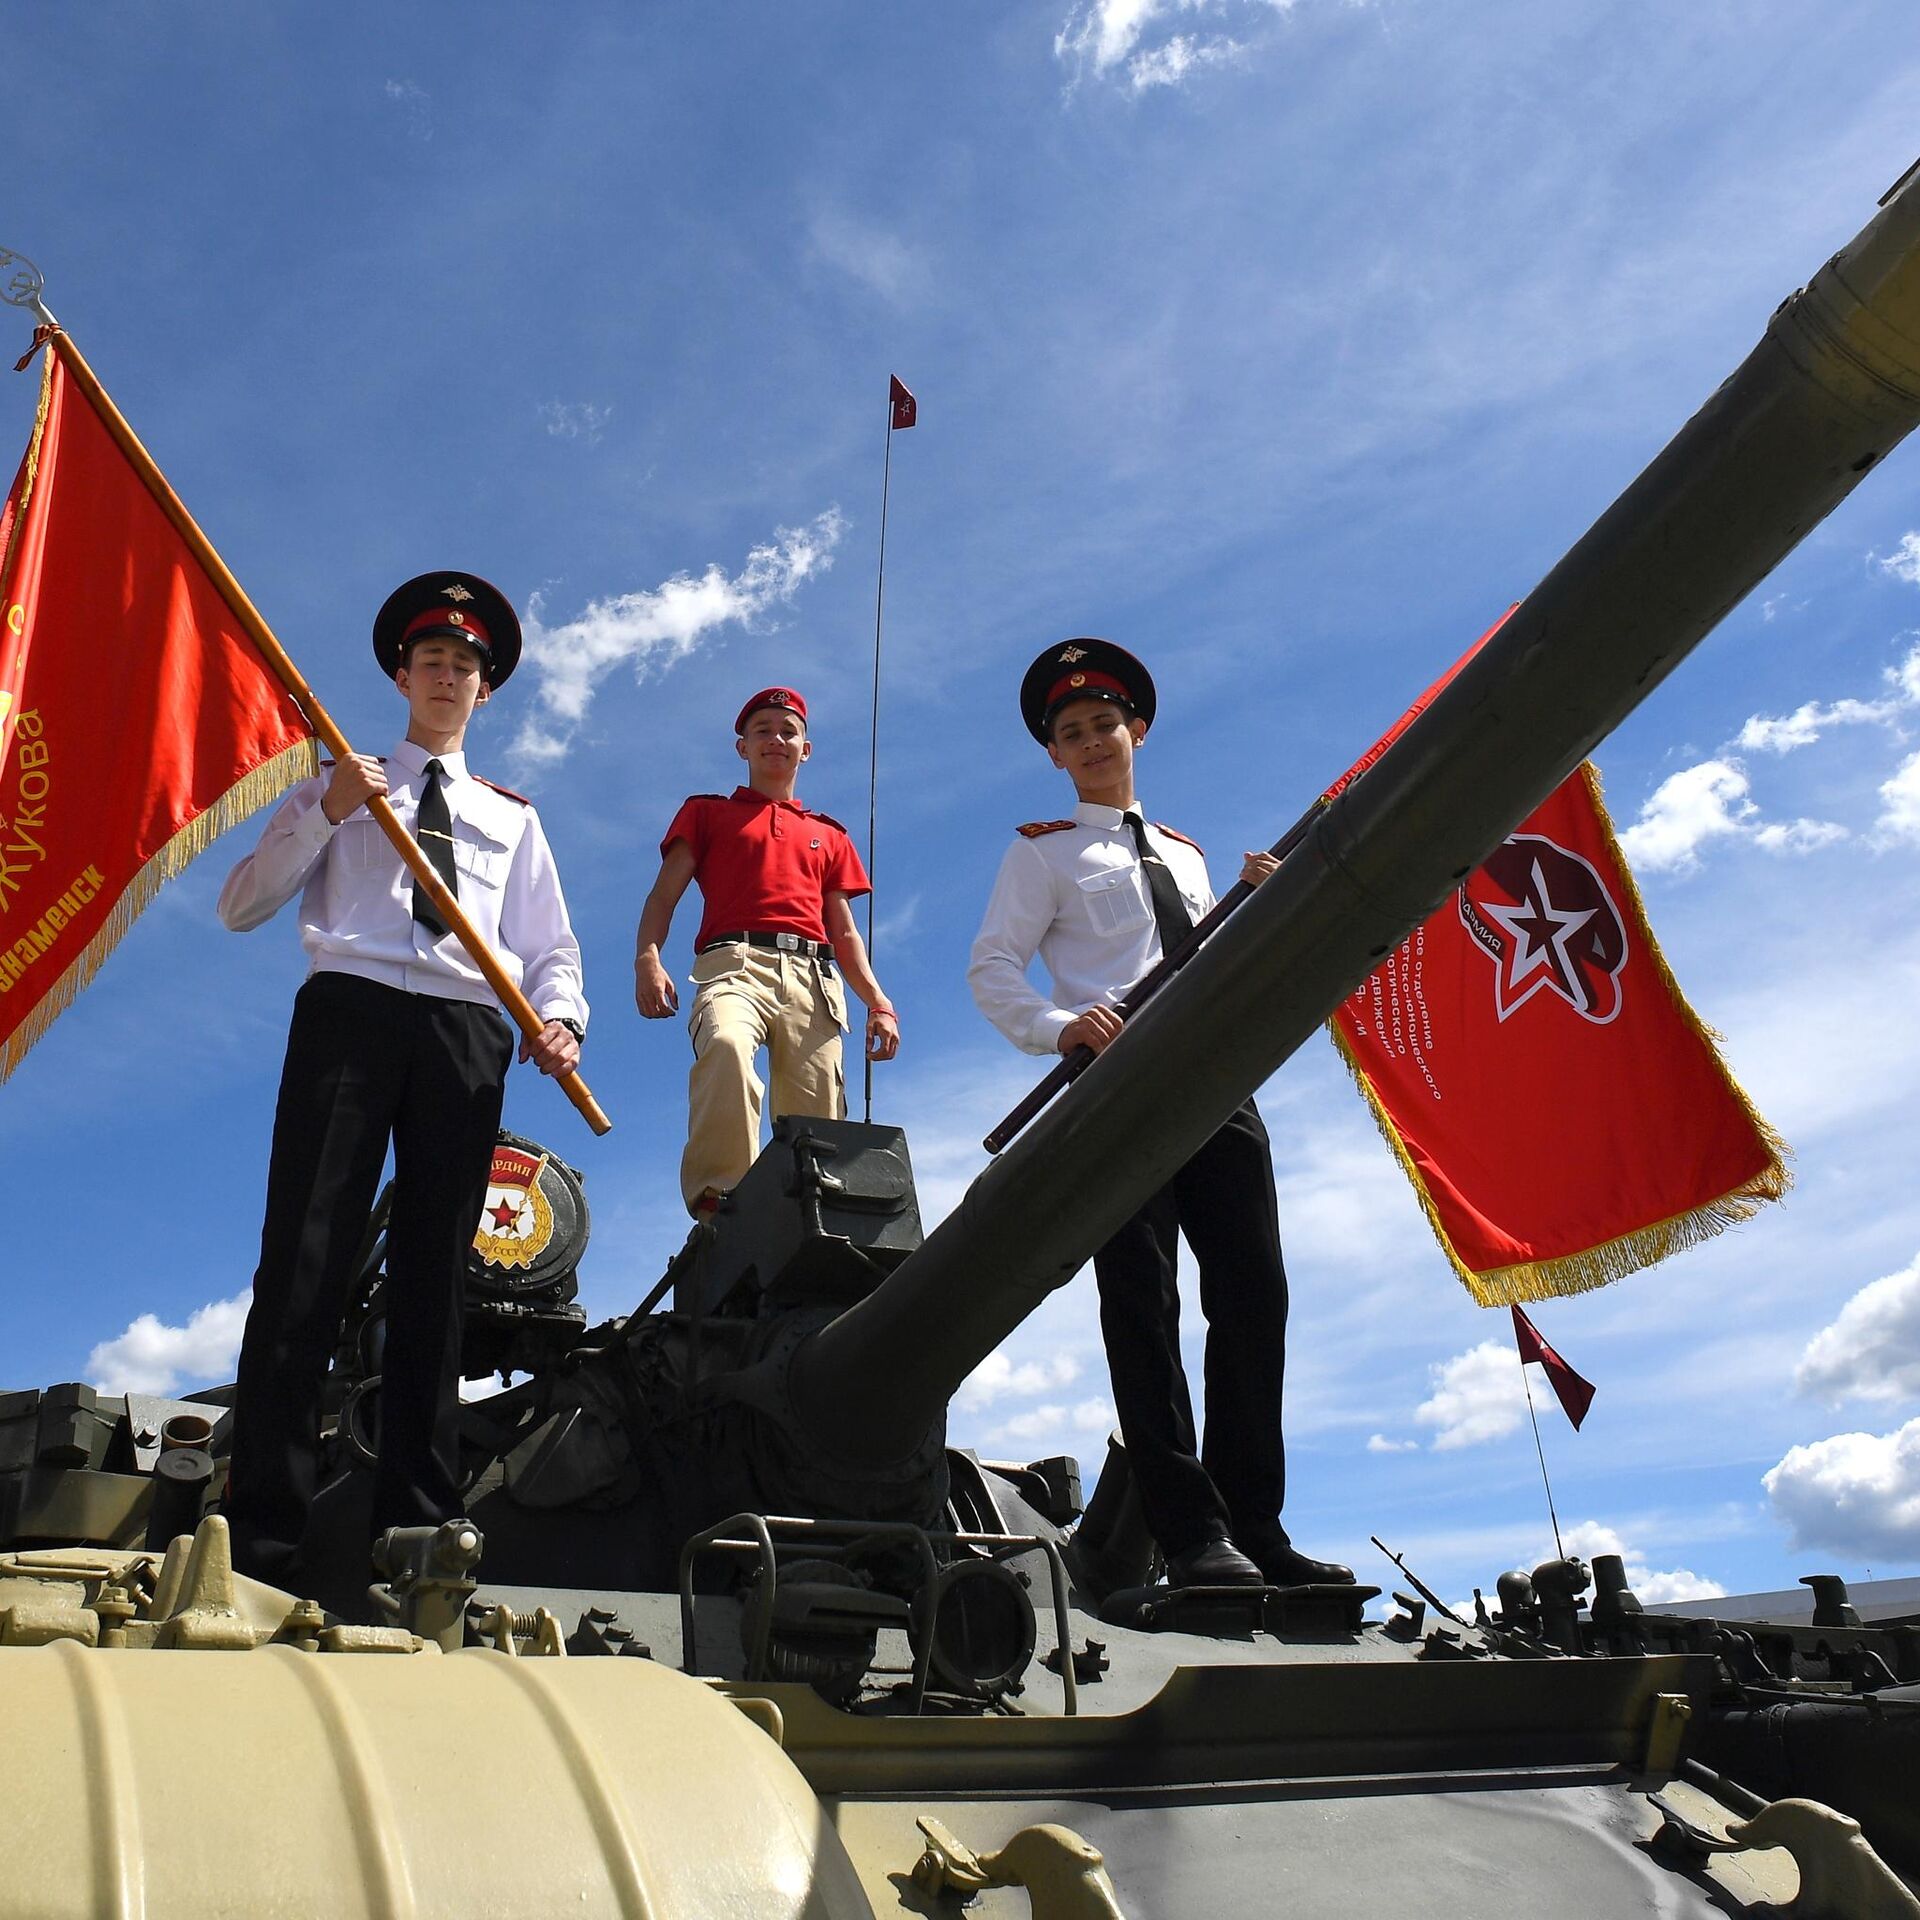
left=791, top=160, right=1920, bottom=1465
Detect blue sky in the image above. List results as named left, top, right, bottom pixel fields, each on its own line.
left=6, top=1, right=1920, bottom=1607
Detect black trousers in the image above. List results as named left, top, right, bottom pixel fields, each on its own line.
left=227, top=973, right=511, bottom=1582
left=1092, top=1096, right=1289, bottom=1560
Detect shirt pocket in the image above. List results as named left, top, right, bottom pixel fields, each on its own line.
left=335, top=819, right=389, bottom=872
left=452, top=821, right=511, bottom=890
left=1076, top=865, right=1152, bottom=938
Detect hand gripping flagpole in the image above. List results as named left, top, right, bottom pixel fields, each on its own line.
left=1, top=256, right=611, bottom=1136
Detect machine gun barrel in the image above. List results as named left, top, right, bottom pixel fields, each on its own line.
left=791, top=160, right=1920, bottom=1466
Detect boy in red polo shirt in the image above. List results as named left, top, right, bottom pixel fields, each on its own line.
left=636, top=687, right=900, bottom=1211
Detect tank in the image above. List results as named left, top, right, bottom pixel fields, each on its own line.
left=4, top=161, right=1920, bottom=1918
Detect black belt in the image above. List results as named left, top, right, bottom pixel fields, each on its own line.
left=699, top=931, right=835, bottom=964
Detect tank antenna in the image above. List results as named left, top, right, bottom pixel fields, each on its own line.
left=1519, top=1360, right=1567, bottom=1561
left=862, top=374, right=914, bottom=1122
left=0, top=245, right=58, bottom=329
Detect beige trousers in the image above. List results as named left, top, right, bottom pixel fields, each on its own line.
left=681, top=942, right=848, bottom=1208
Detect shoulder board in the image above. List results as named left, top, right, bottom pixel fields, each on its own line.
left=1153, top=823, right=1204, bottom=854
left=473, top=775, right=531, bottom=807
left=1017, top=820, right=1079, bottom=838
left=807, top=809, right=848, bottom=832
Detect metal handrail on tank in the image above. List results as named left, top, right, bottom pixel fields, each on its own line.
left=787, top=156, right=1920, bottom=1468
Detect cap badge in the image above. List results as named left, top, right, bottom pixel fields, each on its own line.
left=769, top=690, right=791, bottom=707
left=442, top=583, right=475, bottom=603
left=1059, top=644, right=1088, bottom=663
left=448, top=610, right=466, bottom=625
left=1069, top=672, right=1087, bottom=687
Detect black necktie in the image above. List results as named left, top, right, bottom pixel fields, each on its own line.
left=1125, top=810, right=1193, bottom=959
left=412, top=759, right=458, bottom=937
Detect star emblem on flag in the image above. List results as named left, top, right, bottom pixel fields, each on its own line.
left=1460, top=833, right=1628, bottom=1024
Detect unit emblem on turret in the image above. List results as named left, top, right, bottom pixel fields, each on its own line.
left=472, top=1141, right=557, bottom=1271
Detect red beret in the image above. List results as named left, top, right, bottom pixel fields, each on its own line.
left=735, top=686, right=808, bottom=733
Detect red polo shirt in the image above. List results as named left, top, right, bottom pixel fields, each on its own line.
left=663, top=788, right=871, bottom=949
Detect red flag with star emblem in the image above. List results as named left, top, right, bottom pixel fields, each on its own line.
left=889, top=374, right=917, bottom=431
left=1511, top=1305, right=1595, bottom=1428
left=1328, top=615, right=1787, bottom=1305
left=0, top=343, right=316, bottom=1081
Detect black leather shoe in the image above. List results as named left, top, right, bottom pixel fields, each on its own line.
left=1248, top=1540, right=1355, bottom=1587
left=1166, top=1537, right=1265, bottom=1588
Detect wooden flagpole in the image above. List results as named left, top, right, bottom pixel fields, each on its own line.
left=40, top=327, right=612, bottom=1136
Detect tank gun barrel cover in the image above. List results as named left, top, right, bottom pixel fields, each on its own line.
left=789, top=156, right=1920, bottom=1466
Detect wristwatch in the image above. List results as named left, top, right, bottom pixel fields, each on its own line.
left=555, top=1017, right=586, bottom=1042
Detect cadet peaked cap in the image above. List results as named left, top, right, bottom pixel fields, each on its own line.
left=372, top=571, right=522, bottom=686
left=735, top=686, right=808, bottom=733
left=1019, top=638, right=1157, bottom=743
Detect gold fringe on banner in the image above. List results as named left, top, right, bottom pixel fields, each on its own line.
left=1326, top=758, right=1790, bottom=1308
left=0, top=736, right=319, bottom=1085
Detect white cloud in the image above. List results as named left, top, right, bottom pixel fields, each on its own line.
left=1762, top=1417, right=1920, bottom=1563
left=1750, top=818, right=1849, bottom=854
left=1617, top=759, right=1755, bottom=871
left=957, top=1346, right=1083, bottom=1409
left=1129, top=34, right=1246, bottom=91
left=1616, top=758, right=1846, bottom=872
left=1414, top=1340, right=1526, bottom=1450
left=1559, top=1520, right=1726, bottom=1605
left=1879, top=750, right=1920, bottom=843
left=1367, top=1433, right=1418, bottom=1453
left=1739, top=698, right=1890, bottom=754
left=510, top=508, right=846, bottom=767
left=1796, top=1252, right=1920, bottom=1406
left=88, top=1293, right=251, bottom=1396
left=1054, top=0, right=1286, bottom=94
left=1875, top=531, right=1920, bottom=586
left=538, top=400, right=612, bottom=446
left=806, top=207, right=930, bottom=307
left=1737, top=639, right=1920, bottom=753
left=993, top=1396, right=1117, bottom=1448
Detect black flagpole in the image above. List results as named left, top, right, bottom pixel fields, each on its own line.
left=864, top=392, right=897, bottom=1123
left=1520, top=1360, right=1568, bottom=1561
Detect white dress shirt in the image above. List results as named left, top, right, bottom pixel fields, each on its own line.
left=969, top=799, right=1214, bottom=1056
left=218, top=737, right=588, bottom=1029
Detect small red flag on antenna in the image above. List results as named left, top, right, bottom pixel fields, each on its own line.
left=889, top=374, right=917, bottom=431
left=1510, top=1305, right=1596, bottom=1430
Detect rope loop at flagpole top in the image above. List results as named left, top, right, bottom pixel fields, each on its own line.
left=3, top=303, right=611, bottom=1136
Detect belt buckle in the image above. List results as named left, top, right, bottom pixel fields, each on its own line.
left=775, top=932, right=799, bottom=952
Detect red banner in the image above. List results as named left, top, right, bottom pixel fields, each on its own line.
left=1511, top=1304, right=1596, bottom=1428
left=0, top=347, right=316, bottom=1079
left=889, top=373, right=917, bottom=431
left=1330, top=620, right=1787, bottom=1304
